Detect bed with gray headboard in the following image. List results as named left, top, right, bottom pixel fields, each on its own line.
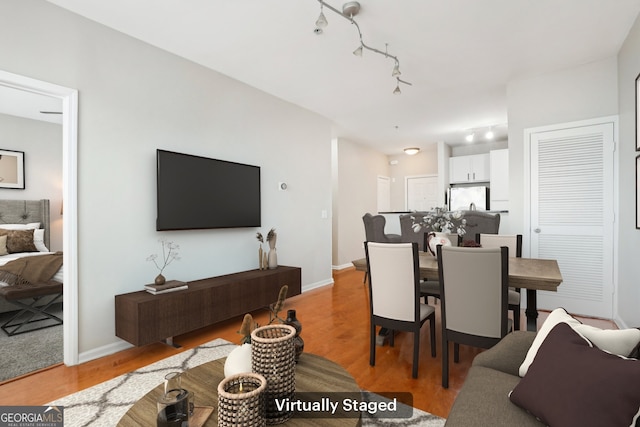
left=0, top=199, right=62, bottom=335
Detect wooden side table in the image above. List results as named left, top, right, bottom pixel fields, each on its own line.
left=117, top=353, right=361, bottom=426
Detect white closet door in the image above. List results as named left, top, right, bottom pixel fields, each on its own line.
left=529, top=119, right=615, bottom=318
left=405, top=175, right=438, bottom=211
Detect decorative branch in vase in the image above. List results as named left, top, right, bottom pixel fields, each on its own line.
left=146, top=239, right=180, bottom=285
left=266, top=228, right=277, bottom=269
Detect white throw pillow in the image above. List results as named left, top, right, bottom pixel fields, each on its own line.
left=519, top=307, right=640, bottom=377
left=33, top=229, right=49, bottom=252
left=0, top=222, right=40, bottom=230
left=573, top=323, right=640, bottom=358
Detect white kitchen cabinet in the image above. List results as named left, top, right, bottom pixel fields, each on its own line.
left=449, top=153, right=490, bottom=183
left=490, top=149, right=509, bottom=210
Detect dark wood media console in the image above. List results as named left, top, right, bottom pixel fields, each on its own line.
left=115, top=266, right=301, bottom=346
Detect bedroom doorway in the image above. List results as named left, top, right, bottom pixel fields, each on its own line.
left=0, top=70, right=79, bottom=366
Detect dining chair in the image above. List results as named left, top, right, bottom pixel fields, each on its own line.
left=419, top=232, right=460, bottom=303
left=361, top=213, right=402, bottom=283
left=437, top=245, right=511, bottom=388
left=476, top=233, right=523, bottom=330
left=364, top=241, right=436, bottom=378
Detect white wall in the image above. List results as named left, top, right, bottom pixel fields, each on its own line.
left=388, top=145, right=439, bottom=212
left=506, top=57, right=619, bottom=238
left=0, top=113, right=63, bottom=251
left=616, top=13, right=640, bottom=328
left=332, top=138, right=389, bottom=268
left=0, top=2, right=333, bottom=357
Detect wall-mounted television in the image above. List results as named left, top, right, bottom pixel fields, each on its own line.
left=156, top=149, right=261, bottom=231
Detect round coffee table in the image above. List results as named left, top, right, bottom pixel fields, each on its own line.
left=117, top=353, right=361, bottom=426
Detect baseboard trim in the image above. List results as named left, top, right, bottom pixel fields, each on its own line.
left=332, top=263, right=355, bottom=270
left=78, top=340, right=133, bottom=364
left=302, top=278, right=334, bottom=292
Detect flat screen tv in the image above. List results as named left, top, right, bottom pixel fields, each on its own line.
left=156, top=149, right=261, bottom=231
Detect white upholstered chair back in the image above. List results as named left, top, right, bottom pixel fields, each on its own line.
left=365, top=242, right=418, bottom=323
left=477, top=234, right=522, bottom=257
left=439, top=246, right=508, bottom=339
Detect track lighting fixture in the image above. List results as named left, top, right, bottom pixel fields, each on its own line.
left=313, top=1, right=411, bottom=94
left=464, top=123, right=505, bottom=143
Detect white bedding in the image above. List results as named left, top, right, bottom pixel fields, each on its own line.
left=0, top=251, right=64, bottom=283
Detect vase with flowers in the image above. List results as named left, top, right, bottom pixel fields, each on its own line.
left=411, top=208, right=466, bottom=257
left=146, top=239, right=180, bottom=285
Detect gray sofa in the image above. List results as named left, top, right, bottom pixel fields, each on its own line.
left=445, top=331, right=542, bottom=427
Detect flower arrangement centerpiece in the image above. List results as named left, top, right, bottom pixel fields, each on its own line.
left=411, top=208, right=467, bottom=257
left=147, top=239, right=180, bottom=285
left=411, top=207, right=466, bottom=235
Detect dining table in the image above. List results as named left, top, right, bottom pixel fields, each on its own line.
left=352, top=253, right=563, bottom=332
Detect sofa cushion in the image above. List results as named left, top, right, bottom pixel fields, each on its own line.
left=444, top=366, right=542, bottom=427
left=510, top=322, right=640, bottom=427
left=519, top=307, right=640, bottom=376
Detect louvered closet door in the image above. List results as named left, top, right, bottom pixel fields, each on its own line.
left=530, top=121, right=614, bottom=318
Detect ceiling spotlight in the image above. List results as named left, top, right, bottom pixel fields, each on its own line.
left=353, top=44, right=363, bottom=56
left=404, top=147, right=420, bottom=155
left=465, top=133, right=475, bottom=143
left=393, top=83, right=401, bottom=95
left=485, top=128, right=495, bottom=140
left=315, top=4, right=328, bottom=28
left=392, top=62, right=401, bottom=77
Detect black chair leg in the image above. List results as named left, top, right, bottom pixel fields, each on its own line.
left=370, top=323, right=376, bottom=366
left=429, top=314, right=436, bottom=357
left=442, top=337, right=449, bottom=388
left=454, top=343, right=460, bottom=363
left=412, top=331, right=419, bottom=378
left=513, top=306, right=521, bottom=331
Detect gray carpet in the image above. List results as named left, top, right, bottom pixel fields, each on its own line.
left=49, top=338, right=446, bottom=427
left=0, top=303, right=63, bottom=382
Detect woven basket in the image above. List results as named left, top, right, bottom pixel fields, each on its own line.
left=217, top=372, right=267, bottom=427
left=251, top=324, right=296, bottom=424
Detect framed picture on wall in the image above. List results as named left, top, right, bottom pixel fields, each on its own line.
left=637, top=155, right=640, bottom=229
left=637, top=73, right=640, bottom=151
left=0, top=149, right=25, bottom=189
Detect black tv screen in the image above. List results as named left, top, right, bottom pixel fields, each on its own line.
left=156, top=149, right=261, bottom=231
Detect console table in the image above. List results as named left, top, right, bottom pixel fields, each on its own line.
left=115, top=266, right=301, bottom=346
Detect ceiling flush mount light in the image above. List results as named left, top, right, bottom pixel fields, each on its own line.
left=313, top=1, right=412, bottom=94
left=404, top=147, right=420, bottom=155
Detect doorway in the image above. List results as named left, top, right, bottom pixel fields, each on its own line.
left=0, top=70, right=79, bottom=365
left=405, top=175, right=439, bottom=211
left=526, top=117, right=616, bottom=318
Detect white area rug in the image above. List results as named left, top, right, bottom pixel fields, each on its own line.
left=49, top=338, right=445, bottom=426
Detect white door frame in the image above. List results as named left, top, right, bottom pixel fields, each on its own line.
left=0, top=70, right=79, bottom=365
left=523, top=116, right=618, bottom=318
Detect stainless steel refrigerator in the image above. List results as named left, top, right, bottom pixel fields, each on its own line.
left=448, top=186, right=490, bottom=211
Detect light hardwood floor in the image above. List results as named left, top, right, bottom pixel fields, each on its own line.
left=0, top=267, right=616, bottom=418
